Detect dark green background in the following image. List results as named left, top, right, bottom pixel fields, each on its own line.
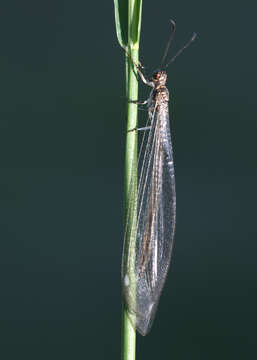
left=0, top=0, right=256, bottom=359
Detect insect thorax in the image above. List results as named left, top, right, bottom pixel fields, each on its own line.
left=149, top=86, right=169, bottom=112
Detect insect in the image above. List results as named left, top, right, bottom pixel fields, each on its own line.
left=122, top=20, right=197, bottom=336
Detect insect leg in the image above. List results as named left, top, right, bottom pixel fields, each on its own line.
left=128, top=99, right=148, bottom=105
left=122, top=47, right=154, bottom=87
left=128, top=126, right=151, bottom=133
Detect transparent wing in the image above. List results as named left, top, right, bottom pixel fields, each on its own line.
left=122, top=104, right=176, bottom=336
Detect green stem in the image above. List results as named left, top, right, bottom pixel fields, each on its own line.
left=122, top=47, right=138, bottom=360
left=113, top=0, right=142, bottom=357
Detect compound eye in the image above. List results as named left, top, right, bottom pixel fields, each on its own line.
left=153, top=72, right=161, bottom=80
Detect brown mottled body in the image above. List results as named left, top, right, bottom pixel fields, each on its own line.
left=149, top=71, right=169, bottom=112
left=138, top=70, right=170, bottom=276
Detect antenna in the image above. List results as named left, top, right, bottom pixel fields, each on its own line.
left=160, top=19, right=176, bottom=70
left=165, top=32, right=197, bottom=68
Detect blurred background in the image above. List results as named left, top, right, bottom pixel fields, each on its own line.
left=0, top=0, right=256, bottom=359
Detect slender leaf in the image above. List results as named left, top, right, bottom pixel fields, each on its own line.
left=113, top=0, right=128, bottom=48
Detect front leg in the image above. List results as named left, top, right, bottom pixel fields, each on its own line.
left=136, top=67, right=154, bottom=88
left=122, top=47, right=154, bottom=88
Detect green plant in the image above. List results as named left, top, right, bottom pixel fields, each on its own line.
left=113, top=0, right=143, bottom=359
